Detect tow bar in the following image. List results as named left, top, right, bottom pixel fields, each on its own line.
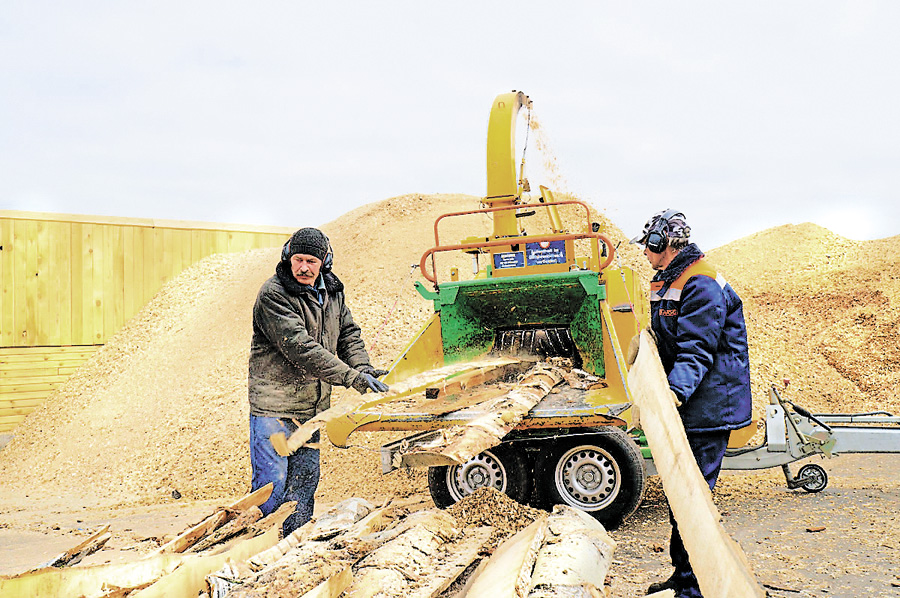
left=721, top=385, right=900, bottom=491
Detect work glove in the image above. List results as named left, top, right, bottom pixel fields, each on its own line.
left=358, top=365, right=390, bottom=378
left=352, top=371, right=390, bottom=394
left=625, top=328, right=658, bottom=367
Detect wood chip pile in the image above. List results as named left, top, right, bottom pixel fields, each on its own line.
left=0, top=193, right=897, bottom=515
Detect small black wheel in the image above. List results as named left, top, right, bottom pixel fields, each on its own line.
left=797, top=463, right=828, bottom=493
left=539, top=428, right=646, bottom=530
left=428, top=445, right=531, bottom=508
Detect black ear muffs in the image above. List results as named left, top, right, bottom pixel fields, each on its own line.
left=645, top=208, right=680, bottom=253
left=321, top=235, right=333, bottom=272
left=281, top=235, right=334, bottom=272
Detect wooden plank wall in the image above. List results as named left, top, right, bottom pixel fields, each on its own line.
left=0, top=210, right=294, bottom=433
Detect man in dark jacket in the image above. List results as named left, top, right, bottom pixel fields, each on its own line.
left=631, top=209, right=752, bottom=598
left=249, top=227, right=389, bottom=535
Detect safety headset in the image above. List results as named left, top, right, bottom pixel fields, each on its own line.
left=281, top=232, right=334, bottom=272
left=644, top=209, right=682, bottom=254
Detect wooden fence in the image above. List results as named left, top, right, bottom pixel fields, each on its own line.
left=0, top=210, right=294, bottom=432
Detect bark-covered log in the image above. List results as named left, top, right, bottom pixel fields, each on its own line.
left=396, top=364, right=565, bottom=468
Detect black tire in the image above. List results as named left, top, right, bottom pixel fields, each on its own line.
left=539, top=428, right=646, bottom=530
left=797, top=463, right=828, bottom=493
left=428, top=445, right=531, bottom=508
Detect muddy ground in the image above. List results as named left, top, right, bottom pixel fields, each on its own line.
left=1, top=442, right=897, bottom=598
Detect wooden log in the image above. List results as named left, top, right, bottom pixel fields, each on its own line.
left=39, top=525, right=111, bottom=568
left=247, top=498, right=375, bottom=571
left=344, top=510, right=460, bottom=598
left=155, top=510, right=228, bottom=555
left=0, top=553, right=184, bottom=598
left=128, top=525, right=280, bottom=598
left=414, top=526, right=492, bottom=598
left=527, top=506, right=616, bottom=597
left=462, top=514, right=549, bottom=598
left=154, top=484, right=273, bottom=554
left=327, top=357, right=533, bottom=449
left=190, top=507, right=263, bottom=553
left=396, top=364, right=564, bottom=468
left=298, top=564, right=353, bottom=598
left=627, top=330, right=764, bottom=598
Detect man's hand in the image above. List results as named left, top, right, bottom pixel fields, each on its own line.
left=625, top=328, right=658, bottom=367
left=358, top=365, right=390, bottom=378
left=352, top=372, right=390, bottom=394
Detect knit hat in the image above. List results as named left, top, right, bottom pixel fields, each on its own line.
left=284, top=227, right=329, bottom=261
left=629, top=209, right=691, bottom=245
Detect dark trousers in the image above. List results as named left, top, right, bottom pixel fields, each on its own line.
left=249, top=415, right=321, bottom=537
left=668, top=430, right=731, bottom=597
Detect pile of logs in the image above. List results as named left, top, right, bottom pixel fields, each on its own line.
left=0, top=487, right=632, bottom=598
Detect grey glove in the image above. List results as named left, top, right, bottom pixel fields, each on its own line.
left=358, top=365, right=390, bottom=378
left=352, top=372, right=390, bottom=394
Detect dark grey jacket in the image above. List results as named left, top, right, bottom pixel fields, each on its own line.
left=248, top=264, right=372, bottom=421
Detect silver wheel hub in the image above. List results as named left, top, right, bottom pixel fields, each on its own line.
left=446, top=451, right=507, bottom=502
left=555, top=445, right=621, bottom=511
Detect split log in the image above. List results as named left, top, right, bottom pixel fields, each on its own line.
left=462, top=514, right=549, bottom=598
left=327, top=357, right=532, bottom=449
left=190, top=507, right=263, bottom=553
left=344, top=510, right=460, bottom=598
left=154, top=483, right=273, bottom=554
left=413, top=526, right=492, bottom=598
left=395, top=364, right=564, bottom=468
left=128, top=525, right=281, bottom=598
left=627, top=330, right=764, bottom=598
left=39, top=524, right=111, bottom=568
left=155, top=510, right=228, bottom=555
left=247, top=498, right=376, bottom=571
left=0, top=553, right=184, bottom=598
left=297, top=564, right=353, bottom=598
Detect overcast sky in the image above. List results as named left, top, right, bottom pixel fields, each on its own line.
left=2, top=1, right=898, bottom=249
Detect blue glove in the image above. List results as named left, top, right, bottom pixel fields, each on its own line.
left=359, top=365, right=390, bottom=378
left=352, top=372, right=390, bottom=394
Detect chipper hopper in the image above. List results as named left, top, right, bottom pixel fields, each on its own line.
left=326, top=91, right=652, bottom=528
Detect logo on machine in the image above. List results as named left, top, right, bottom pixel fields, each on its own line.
left=526, top=240, right=566, bottom=265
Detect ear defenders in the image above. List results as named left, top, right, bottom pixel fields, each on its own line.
left=644, top=209, right=681, bottom=253
left=281, top=233, right=334, bottom=272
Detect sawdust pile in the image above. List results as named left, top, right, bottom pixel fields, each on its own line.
left=447, top=487, right=544, bottom=552
left=0, top=193, right=897, bottom=511
left=707, top=223, right=900, bottom=417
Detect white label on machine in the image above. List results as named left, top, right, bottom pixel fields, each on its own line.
left=494, top=251, right=525, bottom=269
left=526, top=240, right=566, bottom=265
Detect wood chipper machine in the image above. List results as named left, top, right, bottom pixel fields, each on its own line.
left=323, top=90, right=900, bottom=529
left=325, top=91, right=652, bottom=529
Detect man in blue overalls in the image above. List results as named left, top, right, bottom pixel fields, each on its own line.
left=631, top=210, right=752, bottom=598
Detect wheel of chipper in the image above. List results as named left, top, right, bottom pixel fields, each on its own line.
left=797, top=462, right=828, bottom=493
left=427, top=446, right=530, bottom=509
left=540, top=428, right=646, bottom=530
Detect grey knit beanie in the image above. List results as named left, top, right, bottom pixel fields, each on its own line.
left=285, top=227, right=329, bottom=261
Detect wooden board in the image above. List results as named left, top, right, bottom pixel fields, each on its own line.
left=627, top=330, right=764, bottom=598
